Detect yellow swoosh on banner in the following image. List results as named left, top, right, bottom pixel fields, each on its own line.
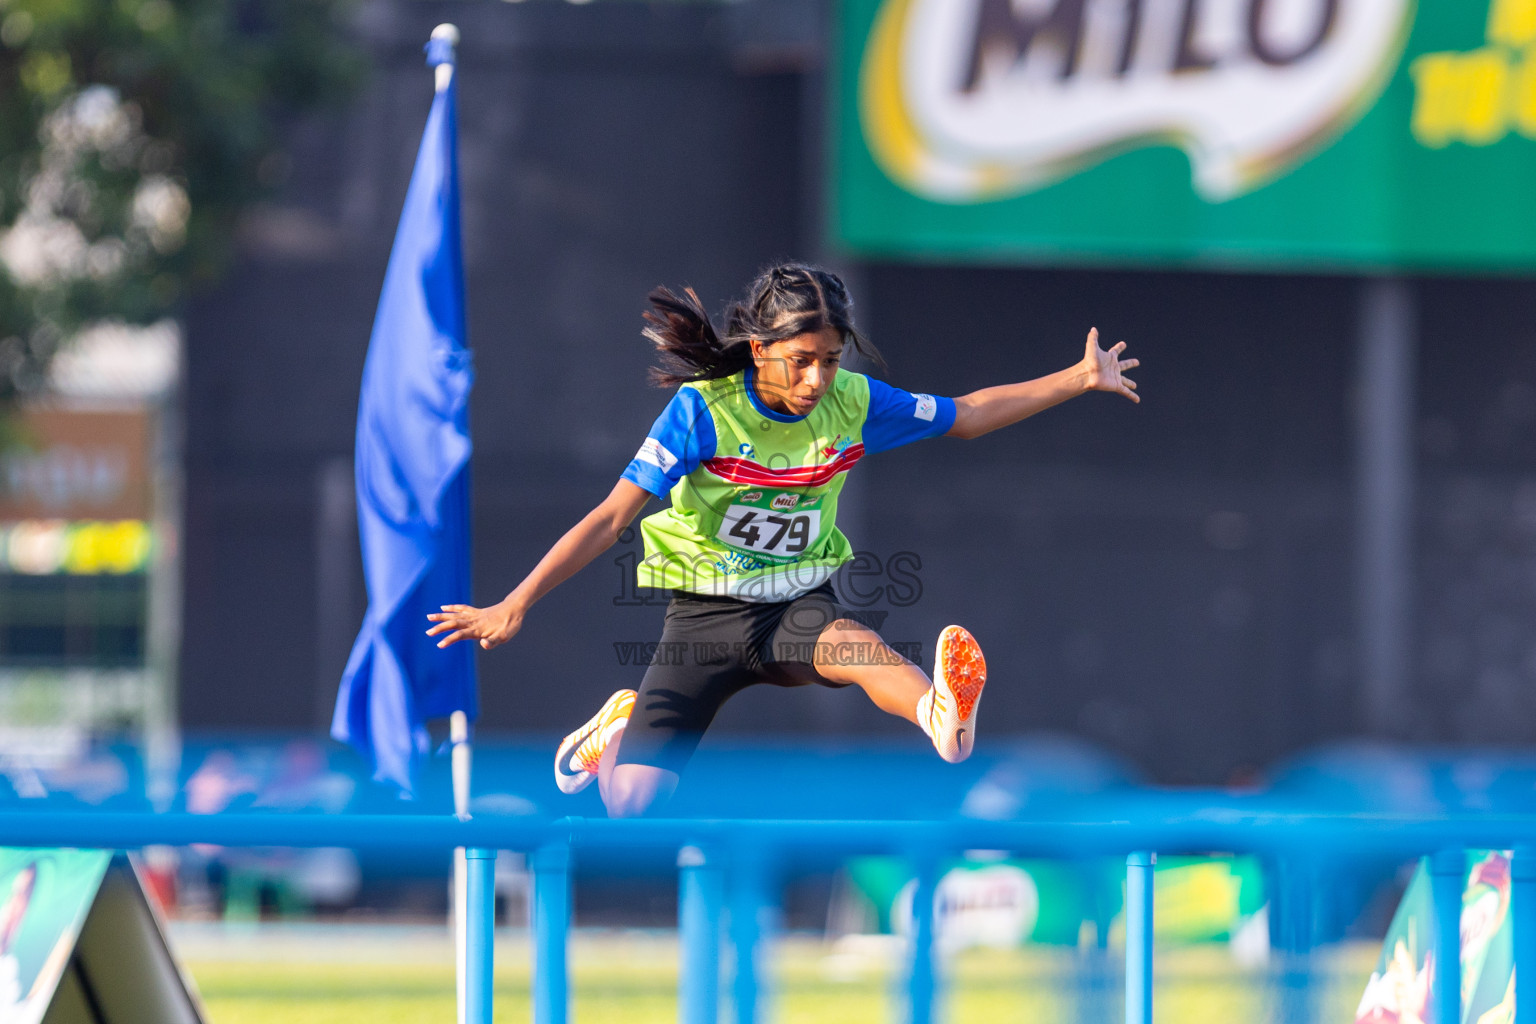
left=857, top=0, right=1015, bottom=199
left=858, top=0, right=924, bottom=188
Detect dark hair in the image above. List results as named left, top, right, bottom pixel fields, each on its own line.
left=643, top=262, right=882, bottom=388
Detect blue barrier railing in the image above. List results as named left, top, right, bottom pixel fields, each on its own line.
left=3, top=807, right=1534, bottom=1023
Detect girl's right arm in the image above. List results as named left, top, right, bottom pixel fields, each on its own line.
left=426, top=479, right=653, bottom=650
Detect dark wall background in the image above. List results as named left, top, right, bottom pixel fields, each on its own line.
left=181, top=0, right=1536, bottom=784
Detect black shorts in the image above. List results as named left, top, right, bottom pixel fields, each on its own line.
left=614, top=583, right=855, bottom=774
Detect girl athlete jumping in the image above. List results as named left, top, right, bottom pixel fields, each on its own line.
left=427, top=264, right=1139, bottom=818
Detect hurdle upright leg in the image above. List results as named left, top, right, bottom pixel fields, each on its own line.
left=1429, top=849, right=1464, bottom=1024
left=904, top=853, right=940, bottom=1024
left=680, top=845, right=724, bottom=1024
left=728, top=845, right=774, bottom=1024
left=1080, top=860, right=1116, bottom=1024
left=1125, top=852, right=1154, bottom=1024
left=532, top=840, right=573, bottom=1024
left=465, top=847, right=497, bottom=1024
left=1272, top=854, right=1319, bottom=1023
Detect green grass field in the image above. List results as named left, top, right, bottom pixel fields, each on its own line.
left=183, top=930, right=1378, bottom=1023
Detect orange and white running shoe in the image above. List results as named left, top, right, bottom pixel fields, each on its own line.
left=554, top=689, right=636, bottom=795
left=918, top=626, right=987, bottom=764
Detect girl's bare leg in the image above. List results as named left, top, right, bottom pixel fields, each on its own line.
left=596, top=726, right=678, bottom=818
left=811, top=618, right=930, bottom=722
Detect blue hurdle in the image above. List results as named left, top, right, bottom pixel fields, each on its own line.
left=3, top=807, right=1534, bottom=1023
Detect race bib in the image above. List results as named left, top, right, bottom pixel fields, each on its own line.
left=715, top=491, right=821, bottom=563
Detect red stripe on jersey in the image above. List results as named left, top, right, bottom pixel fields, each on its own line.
left=704, top=444, right=865, bottom=487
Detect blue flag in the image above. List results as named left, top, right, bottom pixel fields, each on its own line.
left=332, top=38, right=475, bottom=796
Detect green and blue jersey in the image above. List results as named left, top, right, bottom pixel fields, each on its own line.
left=621, top=368, right=955, bottom=601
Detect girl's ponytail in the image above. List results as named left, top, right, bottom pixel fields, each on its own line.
left=643, top=286, right=752, bottom=387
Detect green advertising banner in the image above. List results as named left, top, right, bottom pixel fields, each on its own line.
left=0, top=848, right=111, bottom=1023
left=847, top=853, right=1265, bottom=950
left=1355, top=850, right=1514, bottom=1024
left=0, top=848, right=206, bottom=1024
left=834, top=0, right=1536, bottom=270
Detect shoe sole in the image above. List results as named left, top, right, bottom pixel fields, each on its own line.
left=553, top=689, right=636, bottom=795
left=937, top=625, right=986, bottom=723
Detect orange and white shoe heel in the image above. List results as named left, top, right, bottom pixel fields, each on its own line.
left=554, top=689, right=636, bottom=795
left=922, top=626, right=987, bottom=764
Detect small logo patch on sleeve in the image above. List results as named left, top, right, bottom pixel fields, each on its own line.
left=635, top=437, right=679, bottom=473
left=913, top=393, right=937, bottom=422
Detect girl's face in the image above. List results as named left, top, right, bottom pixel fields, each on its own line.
left=749, top=326, right=843, bottom=416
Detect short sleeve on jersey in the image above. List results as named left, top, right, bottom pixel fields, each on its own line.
left=861, top=377, right=957, bottom=455
left=621, top=386, right=718, bottom=498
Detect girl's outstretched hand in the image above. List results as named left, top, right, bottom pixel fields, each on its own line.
left=1083, top=327, right=1140, bottom=403
left=427, top=601, right=523, bottom=650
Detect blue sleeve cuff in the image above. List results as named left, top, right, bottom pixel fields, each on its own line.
left=931, top=395, right=957, bottom=437
left=621, top=461, right=673, bottom=499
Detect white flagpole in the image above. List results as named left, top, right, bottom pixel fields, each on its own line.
left=452, top=707, right=472, bottom=1024
left=420, top=23, right=474, bottom=1024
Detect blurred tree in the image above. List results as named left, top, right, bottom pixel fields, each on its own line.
left=0, top=0, right=360, bottom=400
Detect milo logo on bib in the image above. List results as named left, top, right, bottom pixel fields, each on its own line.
left=716, top=490, right=822, bottom=564
left=771, top=493, right=800, bottom=511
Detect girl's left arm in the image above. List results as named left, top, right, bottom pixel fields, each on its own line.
left=947, top=328, right=1138, bottom=440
